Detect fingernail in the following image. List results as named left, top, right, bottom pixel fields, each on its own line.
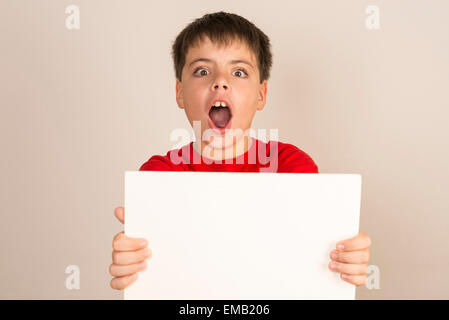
left=337, top=244, right=344, bottom=251
left=330, top=263, right=338, bottom=270
left=130, top=273, right=138, bottom=280
left=140, top=240, right=148, bottom=247
left=331, top=252, right=338, bottom=260
left=145, top=248, right=151, bottom=257
left=342, top=274, right=348, bottom=279
left=140, top=261, right=147, bottom=270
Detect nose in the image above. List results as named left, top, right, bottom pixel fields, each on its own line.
left=211, top=73, right=229, bottom=91
left=213, top=83, right=228, bottom=90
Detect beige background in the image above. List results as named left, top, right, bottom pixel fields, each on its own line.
left=1, top=0, right=448, bottom=299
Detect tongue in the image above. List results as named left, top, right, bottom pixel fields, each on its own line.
left=209, top=107, right=231, bottom=128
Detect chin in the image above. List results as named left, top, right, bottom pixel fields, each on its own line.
left=202, top=128, right=236, bottom=150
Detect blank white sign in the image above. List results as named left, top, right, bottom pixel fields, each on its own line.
left=124, top=171, right=361, bottom=300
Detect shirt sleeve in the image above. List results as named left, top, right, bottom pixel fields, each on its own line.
left=277, top=143, right=319, bottom=173
left=139, top=155, right=182, bottom=171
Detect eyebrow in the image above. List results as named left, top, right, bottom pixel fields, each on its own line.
left=188, top=58, right=254, bottom=69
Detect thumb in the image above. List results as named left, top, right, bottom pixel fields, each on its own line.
left=114, top=206, right=125, bottom=224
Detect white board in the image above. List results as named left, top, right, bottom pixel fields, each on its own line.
left=124, top=171, right=361, bottom=300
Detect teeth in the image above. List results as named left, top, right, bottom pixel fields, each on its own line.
left=213, top=101, right=228, bottom=107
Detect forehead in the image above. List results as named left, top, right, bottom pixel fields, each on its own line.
left=185, top=36, right=257, bottom=65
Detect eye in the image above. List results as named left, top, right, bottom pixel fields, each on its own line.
left=194, top=67, right=209, bottom=77
left=232, top=68, right=248, bottom=78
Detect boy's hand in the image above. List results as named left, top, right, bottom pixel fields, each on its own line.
left=109, top=206, right=151, bottom=290
left=328, top=232, right=372, bottom=286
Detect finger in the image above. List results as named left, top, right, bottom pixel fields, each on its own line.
left=330, top=249, right=370, bottom=264
left=336, top=232, right=372, bottom=252
left=329, top=261, right=368, bottom=275
left=110, top=273, right=138, bottom=290
left=112, top=232, right=148, bottom=251
left=112, top=247, right=152, bottom=265
left=340, top=273, right=367, bottom=286
left=109, top=261, right=147, bottom=277
left=114, top=207, right=124, bottom=224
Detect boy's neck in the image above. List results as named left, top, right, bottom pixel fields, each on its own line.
left=193, top=135, right=253, bottom=161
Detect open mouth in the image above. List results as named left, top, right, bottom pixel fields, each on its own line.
left=208, top=100, right=233, bottom=131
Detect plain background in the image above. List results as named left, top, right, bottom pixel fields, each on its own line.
left=1, top=0, right=448, bottom=299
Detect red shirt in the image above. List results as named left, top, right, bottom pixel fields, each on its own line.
left=139, top=138, right=319, bottom=173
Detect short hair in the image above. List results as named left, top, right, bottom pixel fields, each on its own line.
left=171, top=11, right=273, bottom=84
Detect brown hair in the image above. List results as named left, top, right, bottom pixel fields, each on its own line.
left=171, top=11, right=273, bottom=84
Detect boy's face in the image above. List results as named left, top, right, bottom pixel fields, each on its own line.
left=176, top=36, right=267, bottom=149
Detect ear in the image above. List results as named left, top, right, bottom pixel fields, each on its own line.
left=175, top=79, right=184, bottom=109
left=256, top=80, right=268, bottom=111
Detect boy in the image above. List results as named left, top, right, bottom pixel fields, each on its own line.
left=109, top=12, right=372, bottom=291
